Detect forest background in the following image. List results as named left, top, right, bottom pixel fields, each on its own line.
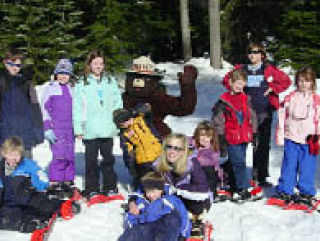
left=0, top=0, right=319, bottom=84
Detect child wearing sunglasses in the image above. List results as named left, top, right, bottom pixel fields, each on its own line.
left=0, top=48, right=44, bottom=158
left=222, top=42, right=291, bottom=187
left=213, top=69, right=258, bottom=203
left=113, top=104, right=162, bottom=189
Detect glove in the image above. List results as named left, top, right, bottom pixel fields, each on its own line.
left=178, top=65, right=198, bottom=85
left=306, top=134, right=320, bottom=155
left=44, top=129, right=57, bottom=144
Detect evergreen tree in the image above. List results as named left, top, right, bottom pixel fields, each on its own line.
left=0, top=0, right=85, bottom=84
left=273, top=0, right=320, bottom=73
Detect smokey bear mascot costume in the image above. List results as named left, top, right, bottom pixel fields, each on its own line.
left=122, top=56, right=198, bottom=138
left=121, top=56, right=198, bottom=186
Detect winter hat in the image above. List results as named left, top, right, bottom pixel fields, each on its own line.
left=54, top=59, right=73, bottom=75
left=113, top=108, right=133, bottom=127
left=141, top=172, right=165, bottom=191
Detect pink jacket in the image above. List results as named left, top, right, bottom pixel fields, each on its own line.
left=276, top=91, right=320, bottom=146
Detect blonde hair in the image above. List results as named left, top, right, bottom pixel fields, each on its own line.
left=193, top=121, right=219, bottom=152
left=295, top=66, right=316, bottom=91
left=1, top=136, right=24, bottom=155
left=155, top=133, right=189, bottom=175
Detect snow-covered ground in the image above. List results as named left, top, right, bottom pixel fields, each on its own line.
left=1, top=58, right=320, bottom=241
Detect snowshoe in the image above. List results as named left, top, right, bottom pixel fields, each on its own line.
left=285, top=194, right=320, bottom=213
left=214, top=188, right=232, bottom=202
left=231, top=189, right=251, bottom=203
left=266, top=192, right=292, bottom=208
left=31, top=212, right=58, bottom=241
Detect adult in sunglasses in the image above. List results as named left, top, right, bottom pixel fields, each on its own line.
left=222, top=42, right=291, bottom=187
left=154, top=133, right=210, bottom=237
left=0, top=48, right=44, bottom=158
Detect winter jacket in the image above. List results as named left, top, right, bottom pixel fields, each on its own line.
left=122, top=81, right=197, bottom=138
left=125, top=189, right=191, bottom=238
left=223, top=64, right=291, bottom=110
left=154, top=157, right=211, bottom=201
left=276, top=91, right=320, bottom=146
left=0, top=70, right=44, bottom=148
left=122, top=115, right=162, bottom=164
left=41, top=81, right=73, bottom=131
left=73, top=73, right=123, bottom=139
left=212, top=92, right=257, bottom=145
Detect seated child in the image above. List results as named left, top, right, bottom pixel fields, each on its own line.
left=113, top=104, right=162, bottom=188
left=118, top=171, right=191, bottom=241
left=0, top=136, right=80, bottom=233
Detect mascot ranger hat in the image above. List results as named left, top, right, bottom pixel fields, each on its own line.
left=125, top=56, right=163, bottom=98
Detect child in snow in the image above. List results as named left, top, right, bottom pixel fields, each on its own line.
left=0, top=48, right=44, bottom=158
left=274, top=66, right=320, bottom=206
left=190, top=121, right=224, bottom=196
left=0, top=136, right=80, bottom=233
left=118, top=171, right=191, bottom=241
left=212, top=69, right=258, bottom=202
left=113, top=103, right=162, bottom=188
left=222, top=42, right=291, bottom=187
left=73, top=50, right=122, bottom=199
left=41, top=59, right=75, bottom=198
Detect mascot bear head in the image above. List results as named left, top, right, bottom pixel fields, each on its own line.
left=125, top=56, right=164, bottom=98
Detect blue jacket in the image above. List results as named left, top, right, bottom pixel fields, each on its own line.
left=73, top=73, right=123, bottom=139
left=0, top=158, right=49, bottom=206
left=125, top=188, right=191, bottom=238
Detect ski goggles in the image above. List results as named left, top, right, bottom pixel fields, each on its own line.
left=6, top=61, right=22, bottom=67
left=165, top=144, right=185, bottom=152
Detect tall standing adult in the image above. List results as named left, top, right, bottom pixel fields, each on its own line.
left=223, top=42, right=291, bottom=187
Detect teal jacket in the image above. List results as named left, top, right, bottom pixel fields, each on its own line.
left=73, top=73, right=123, bottom=139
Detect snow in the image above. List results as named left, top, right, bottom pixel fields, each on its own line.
left=1, top=58, right=320, bottom=241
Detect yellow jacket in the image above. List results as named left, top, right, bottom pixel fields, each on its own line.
left=123, top=115, right=162, bottom=164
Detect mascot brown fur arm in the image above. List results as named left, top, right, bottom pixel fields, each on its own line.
left=123, top=65, right=198, bottom=138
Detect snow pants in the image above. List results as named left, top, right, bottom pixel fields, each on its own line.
left=118, top=210, right=182, bottom=241
left=49, top=128, right=75, bottom=182
left=227, top=143, right=250, bottom=191
left=252, top=111, right=272, bottom=181
left=84, top=138, right=117, bottom=193
left=277, top=139, right=317, bottom=196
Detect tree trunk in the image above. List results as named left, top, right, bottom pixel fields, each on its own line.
left=209, top=0, right=222, bottom=68
left=180, top=0, right=192, bottom=61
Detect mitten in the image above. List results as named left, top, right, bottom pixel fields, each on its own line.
left=44, top=129, right=56, bottom=144
left=178, top=65, right=198, bottom=85
left=306, top=134, right=320, bottom=155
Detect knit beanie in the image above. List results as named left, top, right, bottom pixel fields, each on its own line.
left=54, top=59, right=73, bottom=75
left=113, top=109, right=133, bottom=127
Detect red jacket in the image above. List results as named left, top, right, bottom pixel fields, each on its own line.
left=212, top=92, right=257, bottom=145
left=222, top=64, right=291, bottom=110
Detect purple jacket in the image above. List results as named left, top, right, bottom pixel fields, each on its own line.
left=154, top=157, right=210, bottom=201
left=41, top=82, right=73, bottom=131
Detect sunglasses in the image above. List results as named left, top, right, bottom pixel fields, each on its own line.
left=248, top=50, right=262, bottom=55
left=165, top=144, right=185, bottom=152
left=6, top=61, right=22, bottom=68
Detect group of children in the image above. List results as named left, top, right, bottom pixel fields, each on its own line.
left=0, top=43, right=319, bottom=240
